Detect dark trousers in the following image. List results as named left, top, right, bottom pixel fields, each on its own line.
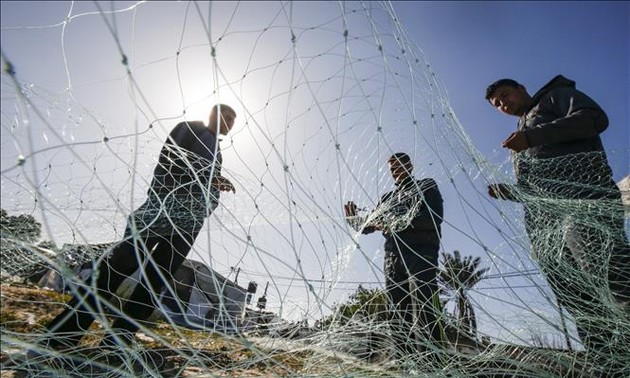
left=42, top=219, right=201, bottom=348
left=384, top=239, right=442, bottom=356
left=525, top=205, right=630, bottom=354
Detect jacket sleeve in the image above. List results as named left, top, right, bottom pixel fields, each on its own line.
left=496, top=183, right=522, bottom=203
left=524, top=87, right=609, bottom=147
left=345, top=215, right=376, bottom=234
left=410, top=179, right=443, bottom=230
left=345, top=193, right=390, bottom=234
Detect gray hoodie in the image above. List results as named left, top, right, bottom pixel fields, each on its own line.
left=514, top=75, right=618, bottom=200
left=519, top=74, right=609, bottom=159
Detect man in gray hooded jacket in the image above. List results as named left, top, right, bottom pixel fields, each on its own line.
left=485, top=75, right=629, bottom=363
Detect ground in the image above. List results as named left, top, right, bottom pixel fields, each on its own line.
left=0, top=284, right=392, bottom=377
left=1, top=284, right=627, bottom=377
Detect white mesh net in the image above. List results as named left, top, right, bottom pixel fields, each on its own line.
left=1, top=1, right=629, bottom=377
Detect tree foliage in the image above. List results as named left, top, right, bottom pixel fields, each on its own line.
left=318, top=285, right=387, bottom=328
left=0, top=209, right=54, bottom=282
left=439, top=250, right=489, bottom=337
left=0, top=208, right=41, bottom=242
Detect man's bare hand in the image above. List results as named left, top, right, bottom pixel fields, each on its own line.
left=501, top=131, right=529, bottom=152
left=212, top=176, right=235, bottom=193
left=488, top=183, right=513, bottom=201
left=344, top=201, right=358, bottom=217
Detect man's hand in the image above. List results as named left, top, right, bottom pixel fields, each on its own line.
left=501, top=131, right=529, bottom=152
left=212, top=176, right=235, bottom=193
left=488, top=183, right=513, bottom=201
left=344, top=201, right=358, bottom=217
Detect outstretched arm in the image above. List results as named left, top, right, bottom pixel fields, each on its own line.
left=344, top=201, right=379, bottom=234
left=212, top=176, right=235, bottom=193
left=487, top=183, right=519, bottom=202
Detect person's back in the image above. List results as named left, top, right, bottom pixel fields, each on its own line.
left=150, top=121, right=219, bottom=198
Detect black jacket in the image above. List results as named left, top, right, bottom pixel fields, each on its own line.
left=149, top=121, right=222, bottom=206
left=126, top=122, right=221, bottom=232
left=361, top=176, right=443, bottom=251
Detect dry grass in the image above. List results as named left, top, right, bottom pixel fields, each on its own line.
left=0, top=284, right=387, bottom=377
left=2, top=284, right=626, bottom=377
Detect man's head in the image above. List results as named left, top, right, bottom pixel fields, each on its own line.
left=209, top=104, right=237, bottom=135
left=485, top=78, right=532, bottom=117
left=388, top=152, right=413, bottom=183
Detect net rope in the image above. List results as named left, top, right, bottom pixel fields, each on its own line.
left=1, top=1, right=629, bottom=377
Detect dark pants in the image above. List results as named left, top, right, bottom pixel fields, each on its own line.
left=384, top=238, right=442, bottom=356
left=42, top=217, right=202, bottom=348
left=525, top=204, right=630, bottom=354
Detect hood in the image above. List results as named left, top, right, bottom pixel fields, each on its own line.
left=531, top=74, right=576, bottom=104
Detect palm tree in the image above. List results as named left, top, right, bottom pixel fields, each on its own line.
left=439, top=250, right=489, bottom=338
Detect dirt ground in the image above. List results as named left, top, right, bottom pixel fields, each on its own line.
left=3, top=284, right=622, bottom=377
left=0, top=284, right=378, bottom=377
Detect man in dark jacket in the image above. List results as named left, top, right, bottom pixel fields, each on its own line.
left=344, top=152, right=444, bottom=358
left=38, top=104, right=237, bottom=350
left=485, top=75, right=630, bottom=359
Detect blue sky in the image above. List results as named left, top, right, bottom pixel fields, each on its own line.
left=1, top=1, right=628, bottom=345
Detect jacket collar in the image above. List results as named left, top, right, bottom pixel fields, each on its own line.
left=395, top=175, right=415, bottom=188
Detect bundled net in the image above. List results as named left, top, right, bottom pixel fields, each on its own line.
left=1, top=1, right=628, bottom=377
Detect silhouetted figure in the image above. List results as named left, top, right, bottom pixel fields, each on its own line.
left=39, top=104, right=237, bottom=349
left=345, top=152, right=444, bottom=359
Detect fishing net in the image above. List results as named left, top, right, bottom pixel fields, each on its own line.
left=1, top=1, right=628, bottom=377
